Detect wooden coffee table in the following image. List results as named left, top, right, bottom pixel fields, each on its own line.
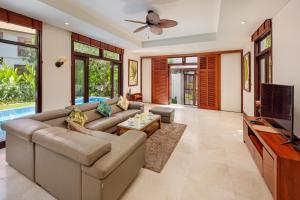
left=116, top=114, right=161, bottom=137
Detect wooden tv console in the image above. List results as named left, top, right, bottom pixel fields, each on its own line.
left=243, top=116, right=300, bottom=200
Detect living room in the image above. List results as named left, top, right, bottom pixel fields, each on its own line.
left=0, top=0, right=300, bottom=199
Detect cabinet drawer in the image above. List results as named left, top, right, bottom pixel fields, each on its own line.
left=263, top=148, right=275, bottom=197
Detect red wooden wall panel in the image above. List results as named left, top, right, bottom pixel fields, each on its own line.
left=198, top=55, right=220, bottom=110
left=152, top=57, right=169, bottom=104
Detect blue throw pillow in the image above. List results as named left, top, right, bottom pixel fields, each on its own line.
left=97, top=101, right=112, bottom=117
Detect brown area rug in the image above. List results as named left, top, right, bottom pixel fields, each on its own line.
left=144, top=123, right=187, bottom=173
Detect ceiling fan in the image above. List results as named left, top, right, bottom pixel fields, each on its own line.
left=125, top=10, right=178, bottom=35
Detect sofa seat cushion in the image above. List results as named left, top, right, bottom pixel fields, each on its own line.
left=32, top=127, right=111, bottom=166
left=81, top=130, right=146, bottom=179
left=1, top=119, right=50, bottom=142
left=85, top=116, right=122, bottom=131
left=112, top=109, right=141, bottom=121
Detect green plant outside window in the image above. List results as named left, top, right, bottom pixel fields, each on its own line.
left=103, top=50, right=120, bottom=60
left=74, top=42, right=100, bottom=56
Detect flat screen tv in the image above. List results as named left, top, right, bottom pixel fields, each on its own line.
left=260, top=83, right=295, bottom=143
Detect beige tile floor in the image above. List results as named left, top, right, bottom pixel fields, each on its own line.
left=0, top=104, right=273, bottom=200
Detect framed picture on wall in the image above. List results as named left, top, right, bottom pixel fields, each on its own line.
left=243, top=52, right=251, bottom=92
left=128, top=59, right=138, bottom=86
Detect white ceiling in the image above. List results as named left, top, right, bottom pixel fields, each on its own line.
left=0, top=0, right=290, bottom=56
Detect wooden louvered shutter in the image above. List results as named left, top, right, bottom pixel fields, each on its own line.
left=198, top=55, right=220, bottom=110
left=152, top=57, right=169, bottom=104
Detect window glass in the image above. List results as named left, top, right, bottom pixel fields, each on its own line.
left=103, top=50, right=120, bottom=60
left=113, top=64, right=119, bottom=97
left=0, top=21, right=37, bottom=45
left=74, top=59, right=85, bottom=105
left=89, top=59, right=111, bottom=99
left=168, top=57, right=183, bottom=64
left=0, top=42, right=37, bottom=141
left=185, top=57, right=198, bottom=63
left=260, top=34, right=271, bottom=52
left=74, top=42, right=100, bottom=56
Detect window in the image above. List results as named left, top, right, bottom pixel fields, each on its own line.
left=74, top=42, right=100, bottom=56
left=103, top=50, right=120, bottom=60
left=185, top=57, right=198, bottom=64
left=71, top=35, right=123, bottom=105
left=168, top=57, right=183, bottom=64
left=0, top=19, right=41, bottom=144
left=259, top=34, right=271, bottom=52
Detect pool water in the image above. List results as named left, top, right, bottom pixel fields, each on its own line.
left=0, top=97, right=109, bottom=140
left=0, top=106, right=36, bottom=140
left=75, top=96, right=109, bottom=105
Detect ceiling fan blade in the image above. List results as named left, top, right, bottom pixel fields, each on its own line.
left=134, top=25, right=149, bottom=33
left=158, top=19, right=178, bottom=28
left=146, top=11, right=160, bottom=25
left=150, top=26, right=163, bottom=35
left=125, top=20, right=147, bottom=24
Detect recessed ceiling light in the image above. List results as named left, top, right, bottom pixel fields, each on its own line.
left=64, top=22, right=70, bottom=26
left=241, top=21, right=247, bottom=25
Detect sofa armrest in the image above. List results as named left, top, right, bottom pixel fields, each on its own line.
left=1, top=119, right=50, bottom=142
left=128, top=101, right=144, bottom=112
left=32, top=127, right=111, bottom=166
left=81, top=130, right=146, bottom=179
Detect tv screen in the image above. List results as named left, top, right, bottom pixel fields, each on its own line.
left=261, top=83, right=294, bottom=138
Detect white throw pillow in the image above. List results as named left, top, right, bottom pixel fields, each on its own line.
left=117, top=96, right=129, bottom=110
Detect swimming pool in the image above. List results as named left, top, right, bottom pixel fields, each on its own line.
left=0, top=97, right=109, bottom=140
left=0, top=106, right=36, bottom=140
left=75, top=96, right=109, bottom=105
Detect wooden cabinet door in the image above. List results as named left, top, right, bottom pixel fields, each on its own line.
left=263, top=147, right=276, bottom=197
left=198, top=55, right=220, bottom=110
left=152, top=57, right=169, bottom=104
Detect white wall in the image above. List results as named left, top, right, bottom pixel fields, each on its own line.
left=272, top=0, right=300, bottom=137
left=221, top=53, right=242, bottom=112
left=42, top=23, right=71, bottom=111
left=243, top=41, right=255, bottom=116
left=142, top=58, right=152, bottom=102
left=123, top=51, right=141, bottom=95
left=241, top=0, right=300, bottom=137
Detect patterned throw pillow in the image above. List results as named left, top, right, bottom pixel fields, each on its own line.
left=66, top=106, right=88, bottom=126
left=97, top=101, right=112, bottom=117
left=117, top=96, right=129, bottom=110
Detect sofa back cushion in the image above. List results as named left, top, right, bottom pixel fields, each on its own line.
left=44, top=117, right=68, bottom=128
left=25, top=109, right=71, bottom=122
left=84, top=109, right=103, bottom=123
left=104, top=97, right=119, bottom=105
left=111, top=104, right=123, bottom=114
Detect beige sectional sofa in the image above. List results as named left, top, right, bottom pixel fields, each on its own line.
left=2, top=98, right=146, bottom=200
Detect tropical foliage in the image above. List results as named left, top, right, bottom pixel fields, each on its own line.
left=88, top=59, right=111, bottom=98
left=0, top=63, right=36, bottom=104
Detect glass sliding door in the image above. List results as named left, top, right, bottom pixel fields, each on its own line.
left=0, top=22, right=40, bottom=143
left=74, top=57, right=86, bottom=105
left=113, top=64, right=120, bottom=98
left=88, top=58, right=111, bottom=102
left=71, top=38, right=123, bottom=105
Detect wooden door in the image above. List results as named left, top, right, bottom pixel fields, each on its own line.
left=198, top=55, right=220, bottom=110
left=152, top=57, right=169, bottom=104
